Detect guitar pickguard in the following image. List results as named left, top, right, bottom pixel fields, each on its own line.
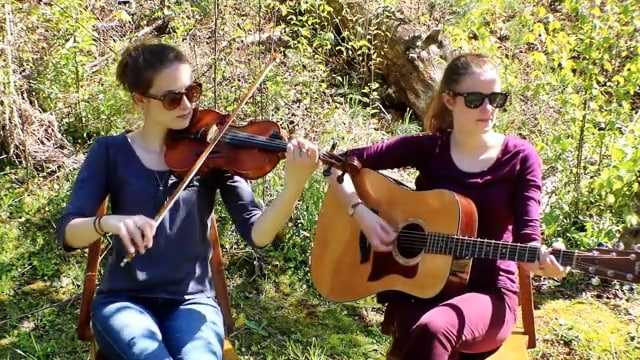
left=367, top=251, right=419, bottom=281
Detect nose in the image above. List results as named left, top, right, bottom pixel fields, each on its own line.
left=179, top=94, right=192, bottom=109
left=480, top=96, right=500, bottom=112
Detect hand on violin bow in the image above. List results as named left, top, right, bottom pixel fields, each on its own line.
left=521, top=241, right=571, bottom=280
left=284, top=137, right=320, bottom=189
left=100, top=215, right=157, bottom=257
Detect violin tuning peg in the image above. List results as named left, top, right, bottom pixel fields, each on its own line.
left=322, top=164, right=333, bottom=177
left=329, top=141, right=338, bottom=153
left=322, top=140, right=341, bottom=178
left=269, top=130, right=284, bottom=140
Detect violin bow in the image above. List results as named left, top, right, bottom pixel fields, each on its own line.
left=121, top=53, right=280, bottom=266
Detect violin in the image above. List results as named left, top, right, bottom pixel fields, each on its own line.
left=164, top=108, right=289, bottom=180
left=120, top=54, right=358, bottom=266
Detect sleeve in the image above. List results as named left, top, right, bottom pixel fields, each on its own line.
left=344, top=134, right=433, bottom=171
left=209, top=170, right=263, bottom=248
left=55, top=137, right=110, bottom=252
left=512, top=142, right=543, bottom=245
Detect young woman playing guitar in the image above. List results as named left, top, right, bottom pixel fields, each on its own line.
left=326, top=53, right=569, bottom=359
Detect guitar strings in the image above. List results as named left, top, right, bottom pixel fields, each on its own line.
left=381, top=229, right=635, bottom=279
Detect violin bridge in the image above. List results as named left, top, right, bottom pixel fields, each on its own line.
left=206, top=126, right=221, bottom=143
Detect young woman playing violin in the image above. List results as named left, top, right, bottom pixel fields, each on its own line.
left=327, top=53, right=569, bottom=359
left=56, top=42, right=319, bottom=360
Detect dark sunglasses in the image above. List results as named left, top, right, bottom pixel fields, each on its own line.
left=144, top=82, right=202, bottom=110
left=448, top=91, right=509, bottom=109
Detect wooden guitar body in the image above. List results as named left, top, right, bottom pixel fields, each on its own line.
left=311, top=168, right=478, bottom=302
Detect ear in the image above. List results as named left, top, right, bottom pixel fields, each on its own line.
left=442, top=93, right=456, bottom=111
left=132, top=93, right=147, bottom=107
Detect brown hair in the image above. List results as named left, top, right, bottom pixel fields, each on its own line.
left=115, top=41, right=189, bottom=95
left=422, top=53, right=498, bottom=133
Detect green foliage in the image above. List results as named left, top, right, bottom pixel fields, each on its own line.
left=437, top=0, right=640, bottom=248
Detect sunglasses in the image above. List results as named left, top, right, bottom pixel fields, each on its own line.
left=144, top=82, right=202, bottom=111
left=448, top=91, right=509, bottom=109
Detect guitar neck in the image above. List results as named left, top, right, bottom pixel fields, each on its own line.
left=419, top=232, right=577, bottom=267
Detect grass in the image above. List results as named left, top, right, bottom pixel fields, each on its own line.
left=1, top=167, right=639, bottom=360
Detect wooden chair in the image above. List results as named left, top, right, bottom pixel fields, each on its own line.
left=460, top=266, right=536, bottom=360
left=385, top=265, right=536, bottom=360
left=76, top=200, right=240, bottom=360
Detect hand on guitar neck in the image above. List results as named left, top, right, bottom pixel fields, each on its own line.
left=520, top=241, right=570, bottom=279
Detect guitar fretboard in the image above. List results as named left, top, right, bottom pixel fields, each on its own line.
left=399, top=229, right=577, bottom=267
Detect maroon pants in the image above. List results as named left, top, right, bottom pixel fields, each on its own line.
left=382, top=289, right=518, bottom=360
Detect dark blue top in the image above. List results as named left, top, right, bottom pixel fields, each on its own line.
left=56, top=133, right=262, bottom=299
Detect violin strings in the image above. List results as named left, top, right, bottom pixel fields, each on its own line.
left=212, top=129, right=347, bottom=164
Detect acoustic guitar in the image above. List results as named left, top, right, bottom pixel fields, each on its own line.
left=311, top=168, right=640, bottom=302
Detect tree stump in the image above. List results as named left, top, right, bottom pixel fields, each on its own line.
left=325, top=0, right=451, bottom=124
left=380, top=26, right=449, bottom=123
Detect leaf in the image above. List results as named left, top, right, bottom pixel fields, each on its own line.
left=529, top=51, right=546, bottom=64
left=245, top=319, right=269, bottom=336
left=114, top=9, right=132, bottom=23
left=606, top=193, right=615, bottom=205
left=612, top=75, right=625, bottom=86
left=611, top=146, right=627, bottom=161
left=567, top=94, right=581, bottom=105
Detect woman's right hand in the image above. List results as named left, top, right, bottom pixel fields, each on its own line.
left=100, top=215, right=156, bottom=256
left=352, top=205, right=396, bottom=252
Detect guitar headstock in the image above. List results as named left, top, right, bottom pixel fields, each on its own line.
left=575, top=247, right=640, bottom=284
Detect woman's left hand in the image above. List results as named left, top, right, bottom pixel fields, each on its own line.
left=538, top=241, right=571, bottom=279
left=284, top=137, right=320, bottom=189
left=521, top=241, right=571, bottom=280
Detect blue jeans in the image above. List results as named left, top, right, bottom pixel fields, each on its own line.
left=91, top=293, right=224, bottom=360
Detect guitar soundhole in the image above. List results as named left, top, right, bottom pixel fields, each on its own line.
left=396, top=223, right=425, bottom=260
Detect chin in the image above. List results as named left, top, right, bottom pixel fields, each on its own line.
left=168, top=118, right=191, bottom=130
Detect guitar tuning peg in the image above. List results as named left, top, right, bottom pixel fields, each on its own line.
left=615, top=242, right=625, bottom=250
left=591, top=277, right=601, bottom=286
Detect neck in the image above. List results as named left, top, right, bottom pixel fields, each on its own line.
left=450, top=130, right=496, bottom=154
left=134, top=121, right=168, bottom=152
